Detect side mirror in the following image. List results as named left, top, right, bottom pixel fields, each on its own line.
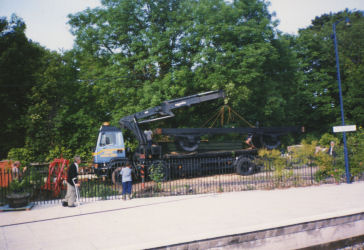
left=126, top=147, right=131, bottom=153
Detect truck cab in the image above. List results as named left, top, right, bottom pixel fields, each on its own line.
left=93, top=124, right=126, bottom=176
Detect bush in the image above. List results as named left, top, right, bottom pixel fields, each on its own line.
left=27, top=167, right=45, bottom=190
left=149, top=162, right=165, bottom=191
left=46, top=146, right=73, bottom=162
left=7, top=147, right=33, bottom=167
left=258, top=148, right=286, bottom=180
left=80, top=181, right=118, bottom=199
left=9, top=179, right=30, bottom=193
left=347, top=127, right=364, bottom=177
left=286, top=138, right=344, bottom=182
left=314, top=150, right=344, bottom=182
left=319, top=133, right=339, bottom=147
left=289, top=140, right=317, bottom=166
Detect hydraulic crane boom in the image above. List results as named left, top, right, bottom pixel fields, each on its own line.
left=119, top=90, right=225, bottom=145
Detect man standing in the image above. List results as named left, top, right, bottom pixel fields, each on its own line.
left=62, top=156, right=81, bottom=207
left=144, top=129, right=153, bottom=148
left=120, top=161, right=133, bottom=200
left=327, top=141, right=337, bottom=157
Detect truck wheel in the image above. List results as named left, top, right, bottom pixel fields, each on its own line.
left=235, top=157, right=255, bottom=175
left=111, top=167, right=123, bottom=185
left=108, top=159, right=127, bottom=183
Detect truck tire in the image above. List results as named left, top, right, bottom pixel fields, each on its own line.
left=111, top=167, right=123, bottom=185
left=235, top=157, right=255, bottom=175
left=109, top=159, right=128, bottom=184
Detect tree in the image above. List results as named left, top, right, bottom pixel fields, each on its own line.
left=68, top=0, right=301, bottom=131
left=295, top=10, right=364, bottom=134
left=0, top=15, right=102, bottom=161
left=4, top=0, right=312, bottom=161
left=0, top=15, right=44, bottom=158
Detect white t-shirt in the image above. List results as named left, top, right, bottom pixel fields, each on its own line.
left=144, top=130, right=153, bottom=141
left=120, top=167, right=132, bottom=182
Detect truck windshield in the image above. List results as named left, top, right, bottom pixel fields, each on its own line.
left=99, top=132, right=122, bottom=146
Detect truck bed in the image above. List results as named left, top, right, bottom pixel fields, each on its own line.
left=163, top=148, right=257, bottom=159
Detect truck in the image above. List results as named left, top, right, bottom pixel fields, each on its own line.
left=92, top=90, right=302, bottom=180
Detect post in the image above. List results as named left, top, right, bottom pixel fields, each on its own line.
left=332, top=18, right=351, bottom=183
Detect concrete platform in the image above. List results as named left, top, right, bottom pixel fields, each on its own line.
left=1, top=182, right=364, bottom=250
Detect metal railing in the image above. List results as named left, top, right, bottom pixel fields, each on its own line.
left=1, top=155, right=363, bottom=207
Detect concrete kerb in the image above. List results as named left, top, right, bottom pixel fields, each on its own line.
left=141, top=210, right=364, bottom=250
left=121, top=209, right=364, bottom=249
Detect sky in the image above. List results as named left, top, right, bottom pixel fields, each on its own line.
left=0, top=0, right=363, bottom=52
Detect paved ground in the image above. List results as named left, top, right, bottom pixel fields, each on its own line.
left=1, top=182, right=364, bottom=250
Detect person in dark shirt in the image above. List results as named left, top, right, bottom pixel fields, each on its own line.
left=327, top=141, right=337, bottom=157
left=62, top=156, right=81, bottom=207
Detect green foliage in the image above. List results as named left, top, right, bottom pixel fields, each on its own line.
left=124, top=139, right=138, bottom=153
left=7, top=147, right=33, bottom=167
left=0, top=15, right=45, bottom=159
left=318, top=133, right=339, bottom=147
left=45, top=146, right=73, bottom=162
left=347, top=127, right=364, bottom=177
left=258, top=148, right=286, bottom=179
left=80, top=181, right=118, bottom=199
left=27, top=167, right=44, bottom=189
left=2, top=3, right=363, bottom=172
left=8, top=167, right=44, bottom=196
left=289, top=137, right=346, bottom=182
left=67, top=0, right=299, bottom=130
left=9, top=178, right=30, bottom=193
left=289, top=140, right=317, bottom=166
left=314, top=150, right=345, bottom=182
left=300, top=134, right=320, bottom=145
left=149, top=162, right=165, bottom=191
left=295, top=10, right=364, bottom=133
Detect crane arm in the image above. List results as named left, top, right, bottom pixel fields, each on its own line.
left=119, top=90, right=225, bottom=145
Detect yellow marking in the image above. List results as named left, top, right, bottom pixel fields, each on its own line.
left=100, top=153, right=117, bottom=158
left=92, top=148, right=124, bottom=156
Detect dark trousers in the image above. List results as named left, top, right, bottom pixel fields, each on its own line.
left=122, top=181, right=132, bottom=195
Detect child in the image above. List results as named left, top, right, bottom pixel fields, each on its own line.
left=120, top=161, right=132, bottom=200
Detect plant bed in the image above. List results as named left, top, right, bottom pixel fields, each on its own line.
left=6, top=192, right=30, bottom=208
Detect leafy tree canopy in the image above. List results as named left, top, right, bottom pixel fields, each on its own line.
left=295, top=10, right=364, bottom=135
left=68, top=0, right=299, bottom=130
left=0, top=15, right=44, bottom=157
